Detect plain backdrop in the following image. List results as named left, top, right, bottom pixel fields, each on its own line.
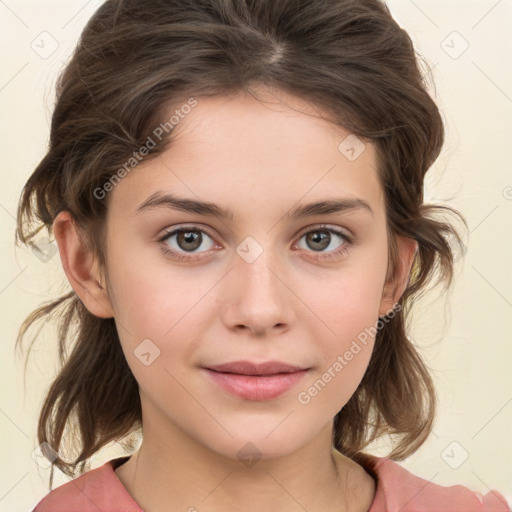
left=1, top=0, right=511, bottom=510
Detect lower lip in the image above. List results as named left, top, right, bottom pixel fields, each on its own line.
left=202, top=368, right=308, bottom=401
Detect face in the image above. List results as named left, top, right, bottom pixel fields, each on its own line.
left=99, top=87, right=393, bottom=461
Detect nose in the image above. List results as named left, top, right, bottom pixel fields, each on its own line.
left=220, top=247, right=295, bottom=337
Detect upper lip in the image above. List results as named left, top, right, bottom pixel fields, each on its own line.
left=204, top=360, right=308, bottom=376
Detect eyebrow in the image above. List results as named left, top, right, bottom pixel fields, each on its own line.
left=135, top=191, right=374, bottom=220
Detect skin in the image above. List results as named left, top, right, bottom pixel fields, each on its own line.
left=52, top=86, right=417, bottom=512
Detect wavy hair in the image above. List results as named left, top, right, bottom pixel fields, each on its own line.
left=15, top=0, right=467, bottom=487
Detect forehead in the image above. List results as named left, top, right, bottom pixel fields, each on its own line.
left=108, top=87, right=383, bottom=221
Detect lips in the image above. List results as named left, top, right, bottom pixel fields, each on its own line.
left=201, top=360, right=309, bottom=401
left=205, top=360, right=307, bottom=376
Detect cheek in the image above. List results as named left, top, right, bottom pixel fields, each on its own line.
left=305, top=259, right=387, bottom=344
left=107, top=238, right=205, bottom=338
left=295, top=253, right=387, bottom=405
left=106, top=241, right=216, bottom=390
left=297, top=285, right=378, bottom=416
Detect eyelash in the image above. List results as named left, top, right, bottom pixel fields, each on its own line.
left=157, top=224, right=353, bottom=262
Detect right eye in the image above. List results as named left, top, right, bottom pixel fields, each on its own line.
left=157, top=226, right=219, bottom=261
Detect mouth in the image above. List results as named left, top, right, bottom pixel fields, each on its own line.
left=204, top=360, right=308, bottom=376
left=201, top=361, right=310, bottom=401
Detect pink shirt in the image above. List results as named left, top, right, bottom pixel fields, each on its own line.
left=32, top=453, right=510, bottom=511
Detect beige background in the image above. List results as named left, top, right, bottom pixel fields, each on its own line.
left=1, top=0, right=511, bottom=510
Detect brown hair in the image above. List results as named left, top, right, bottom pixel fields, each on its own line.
left=15, top=0, right=466, bottom=487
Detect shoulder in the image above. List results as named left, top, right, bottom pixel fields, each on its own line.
left=32, top=457, right=141, bottom=512
left=359, top=454, right=510, bottom=512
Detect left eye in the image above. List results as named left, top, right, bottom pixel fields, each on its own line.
left=295, top=228, right=348, bottom=253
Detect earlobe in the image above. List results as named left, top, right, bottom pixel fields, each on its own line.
left=52, top=210, right=114, bottom=319
left=379, top=236, right=418, bottom=317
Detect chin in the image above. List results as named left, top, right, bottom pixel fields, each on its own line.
left=199, top=426, right=309, bottom=466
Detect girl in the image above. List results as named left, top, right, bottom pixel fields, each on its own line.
left=15, top=0, right=510, bottom=511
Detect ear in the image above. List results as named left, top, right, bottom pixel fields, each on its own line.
left=378, top=235, right=418, bottom=317
left=52, top=210, right=114, bottom=319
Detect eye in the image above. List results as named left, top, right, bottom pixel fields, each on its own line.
left=294, top=226, right=352, bottom=261
left=158, top=226, right=218, bottom=261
